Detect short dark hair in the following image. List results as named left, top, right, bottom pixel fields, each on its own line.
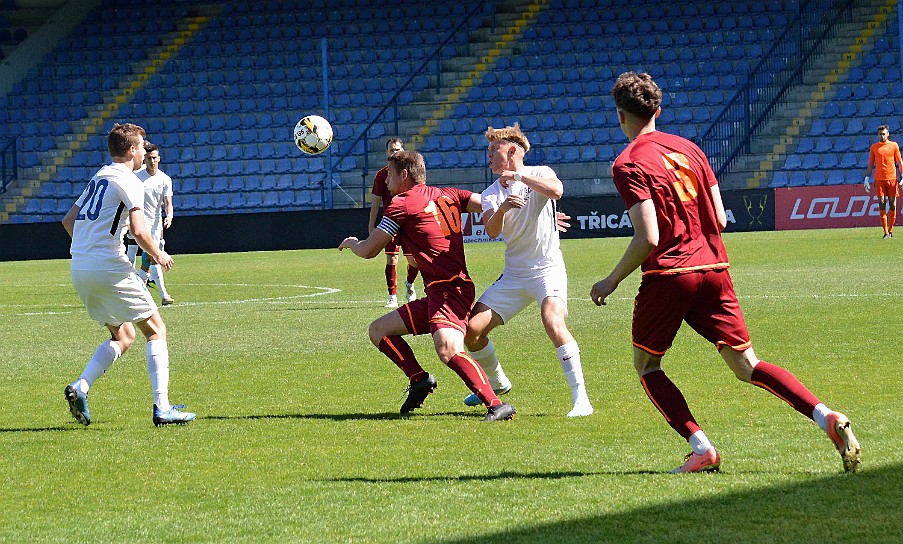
left=144, top=141, right=159, bottom=153
left=387, top=150, right=426, bottom=184
left=611, top=72, right=663, bottom=120
left=386, top=137, right=404, bottom=151
left=108, top=123, right=146, bottom=158
left=878, top=125, right=889, bottom=133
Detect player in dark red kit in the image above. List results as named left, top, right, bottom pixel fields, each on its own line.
left=340, top=150, right=515, bottom=421
left=590, top=72, right=861, bottom=473
left=368, top=138, right=419, bottom=307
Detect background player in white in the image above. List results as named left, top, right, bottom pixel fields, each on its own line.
left=463, top=124, right=593, bottom=417
left=61, top=123, right=195, bottom=427
left=134, top=141, right=175, bottom=305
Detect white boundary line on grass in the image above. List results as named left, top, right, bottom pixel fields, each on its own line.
left=2, top=283, right=345, bottom=317
left=4, top=288, right=900, bottom=318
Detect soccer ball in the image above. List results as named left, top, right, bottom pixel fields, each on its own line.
left=293, top=115, right=333, bottom=155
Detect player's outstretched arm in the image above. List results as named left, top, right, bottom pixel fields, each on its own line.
left=339, top=228, right=392, bottom=259
left=590, top=200, right=657, bottom=306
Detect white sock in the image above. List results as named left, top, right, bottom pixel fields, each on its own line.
left=74, top=340, right=122, bottom=394
left=126, top=244, right=139, bottom=266
left=151, top=264, right=169, bottom=297
left=147, top=339, right=170, bottom=410
left=812, top=403, right=832, bottom=432
left=137, top=268, right=148, bottom=283
left=556, top=340, right=588, bottom=404
left=469, top=339, right=510, bottom=389
left=689, top=430, right=714, bottom=455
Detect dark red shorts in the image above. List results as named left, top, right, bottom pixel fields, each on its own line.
left=398, top=279, right=475, bottom=335
left=384, top=237, right=412, bottom=256
left=632, top=268, right=751, bottom=357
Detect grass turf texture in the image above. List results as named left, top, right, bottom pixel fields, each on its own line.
left=0, top=227, right=899, bottom=543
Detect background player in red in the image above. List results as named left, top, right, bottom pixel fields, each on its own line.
left=340, top=150, right=516, bottom=421
left=368, top=138, right=420, bottom=307
left=591, top=72, right=861, bottom=473
left=864, top=124, right=902, bottom=238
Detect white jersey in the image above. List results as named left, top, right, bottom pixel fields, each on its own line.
left=70, top=162, right=144, bottom=271
left=135, top=167, right=173, bottom=240
left=481, top=165, right=564, bottom=276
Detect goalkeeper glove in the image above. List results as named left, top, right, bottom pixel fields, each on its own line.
left=863, top=176, right=871, bottom=193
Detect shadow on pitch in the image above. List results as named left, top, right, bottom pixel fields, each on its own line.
left=426, top=463, right=903, bottom=544
left=324, top=469, right=662, bottom=484
left=0, top=425, right=75, bottom=433
left=201, top=410, right=492, bottom=422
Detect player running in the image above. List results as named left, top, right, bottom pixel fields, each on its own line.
left=591, top=72, right=860, bottom=473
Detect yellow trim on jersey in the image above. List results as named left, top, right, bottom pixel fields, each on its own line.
left=641, top=262, right=730, bottom=276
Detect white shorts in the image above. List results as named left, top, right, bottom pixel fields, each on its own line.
left=477, top=267, right=568, bottom=324
left=72, top=268, right=158, bottom=326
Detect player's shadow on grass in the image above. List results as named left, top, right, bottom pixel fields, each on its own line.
left=0, top=425, right=73, bottom=433
left=325, top=469, right=660, bottom=484
left=202, top=412, right=408, bottom=422
left=202, top=410, right=491, bottom=422
left=428, top=463, right=903, bottom=544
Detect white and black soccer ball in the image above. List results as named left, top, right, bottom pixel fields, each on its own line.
left=293, top=115, right=333, bottom=155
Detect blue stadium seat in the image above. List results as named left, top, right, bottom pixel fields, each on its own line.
left=771, top=171, right=789, bottom=187
left=784, top=154, right=802, bottom=169
left=789, top=171, right=807, bottom=186
left=827, top=170, right=845, bottom=185
left=801, top=154, right=820, bottom=169
left=839, top=152, right=859, bottom=169
left=796, top=138, right=815, bottom=154
left=808, top=120, right=827, bottom=136
left=198, top=193, right=214, bottom=210
left=832, top=137, right=852, bottom=153
left=814, top=137, right=832, bottom=153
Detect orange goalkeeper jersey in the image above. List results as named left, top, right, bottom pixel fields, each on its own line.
left=869, top=140, right=902, bottom=181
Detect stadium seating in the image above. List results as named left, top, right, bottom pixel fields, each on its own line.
left=2, top=0, right=890, bottom=221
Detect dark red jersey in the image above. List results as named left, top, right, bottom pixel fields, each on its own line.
left=377, top=184, right=474, bottom=286
left=371, top=166, right=390, bottom=206
left=613, top=131, right=729, bottom=275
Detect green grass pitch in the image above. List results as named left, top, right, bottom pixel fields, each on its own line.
left=0, top=227, right=900, bottom=543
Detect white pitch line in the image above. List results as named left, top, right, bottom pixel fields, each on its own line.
left=1, top=283, right=345, bottom=317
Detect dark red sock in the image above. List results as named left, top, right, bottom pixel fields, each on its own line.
left=386, top=265, right=398, bottom=295
left=750, top=361, right=819, bottom=419
left=406, top=265, right=419, bottom=284
left=378, top=336, right=425, bottom=381
left=447, top=352, right=501, bottom=407
left=640, top=370, right=700, bottom=440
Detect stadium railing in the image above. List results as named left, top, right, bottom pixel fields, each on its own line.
left=699, top=0, right=856, bottom=179
left=1, top=138, right=16, bottom=193
left=320, top=2, right=493, bottom=208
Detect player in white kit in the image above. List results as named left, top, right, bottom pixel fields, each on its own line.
left=463, top=124, right=593, bottom=417
left=127, top=141, right=175, bottom=305
left=61, top=123, right=195, bottom=427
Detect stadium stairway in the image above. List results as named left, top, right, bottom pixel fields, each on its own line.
left=725, top=0, right=899, bottom=189
left=404, top=0, right=548, bottom=170
left=0, top=10, right=216, bottom=223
